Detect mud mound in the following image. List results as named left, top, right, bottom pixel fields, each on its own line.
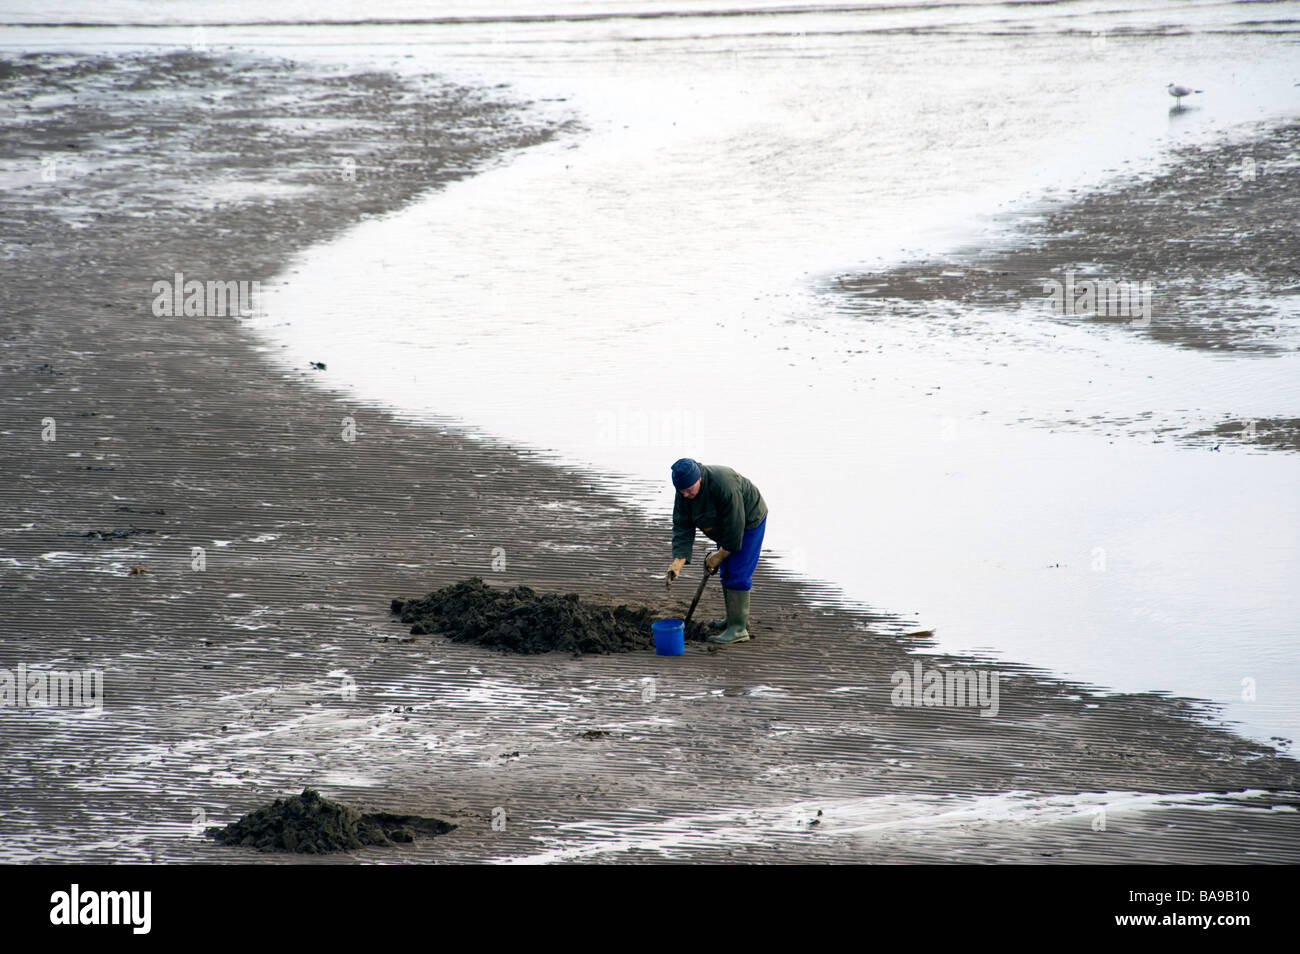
left=206, top=789, right=455, bottom=853
left=391, top=577, right=710, bottom=654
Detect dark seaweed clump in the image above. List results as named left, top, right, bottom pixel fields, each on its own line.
left=206, top=788, right=454, bottom=853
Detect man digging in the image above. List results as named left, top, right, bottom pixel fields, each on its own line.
left=665, top=458, right=768, bottom=644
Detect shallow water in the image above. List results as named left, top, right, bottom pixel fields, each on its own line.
left=9, top=1, right=1300, bottom=750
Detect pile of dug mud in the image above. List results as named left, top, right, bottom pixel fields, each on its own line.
left=391, top=577, right=710, bottom=654
left=206, top=789, right=455, bottom=853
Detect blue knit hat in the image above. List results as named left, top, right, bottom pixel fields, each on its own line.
left=671, top=458, right=701, bottom=489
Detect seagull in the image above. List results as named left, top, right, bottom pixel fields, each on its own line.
left=1166, top=83, right=1202, bottom=105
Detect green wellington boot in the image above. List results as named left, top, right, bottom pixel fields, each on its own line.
left=708, top=575, right=726, bottom=628
left=707, top=587, right=751, bottom=644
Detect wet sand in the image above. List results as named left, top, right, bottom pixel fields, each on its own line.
left=1, top=51, right=1297, bottom=864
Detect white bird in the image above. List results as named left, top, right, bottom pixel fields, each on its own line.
left=1166, top=83, right=1202, bottom=105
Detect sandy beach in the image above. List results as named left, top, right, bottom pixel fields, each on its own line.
left=2, top=49, right=1298, bottom=864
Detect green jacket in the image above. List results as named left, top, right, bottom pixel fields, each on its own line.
left=672, top=463, right=768, bottom=562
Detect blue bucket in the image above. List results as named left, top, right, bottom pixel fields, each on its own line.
left=652, top=618, right=685, bottom=656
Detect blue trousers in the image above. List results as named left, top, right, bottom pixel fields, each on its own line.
left=720, top=517, right=766, bottom=591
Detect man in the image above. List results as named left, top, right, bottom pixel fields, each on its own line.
left=665, top=458, right=768, bottom=644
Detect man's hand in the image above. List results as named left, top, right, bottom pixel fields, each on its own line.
left=704, top=549, right=729, bottom=573
left=665, top=557, right=686, bottom=589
